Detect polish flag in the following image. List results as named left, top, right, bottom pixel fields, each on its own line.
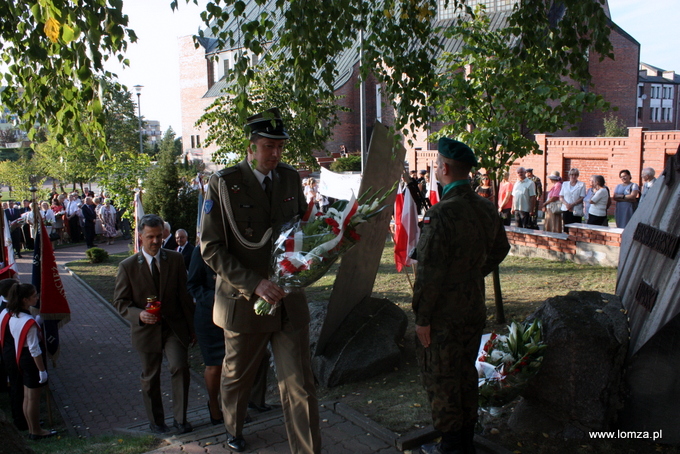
left=394, top=182, right=419, bottom=272
left=428, top=161, right=440, bottom=205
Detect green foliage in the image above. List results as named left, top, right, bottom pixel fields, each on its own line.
left=330, top=155, right=362, bottom=172
left=86, top=247, right=109, bottom=264
left=600, top=113, right=628, bottom=137
left=198, top=59, right=342, bottom=168
left=432, top=7, right=611, bottom=182
left=144, top=128, right=183, bottom=229
left=0, top=1, right=137, bottom=147
left=176, top=184, right=199, bottom=241
left=97, top=151, right=150, bottom=221
left=101, top=78, right=142, bottom=156
left=186, top=0, right=612, bottom=145
left=0, top=148, right=50, bottom=200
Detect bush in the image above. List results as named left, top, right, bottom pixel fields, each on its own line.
left=86, top=247, right=109, bottom=263
left=330, top=155, right=361, bottom=172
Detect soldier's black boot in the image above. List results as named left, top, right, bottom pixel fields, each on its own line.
left=420, top=430, right=464, bottom=454
left=462, top=424, right=477, bottom=454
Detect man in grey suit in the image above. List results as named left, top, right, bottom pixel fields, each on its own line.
left=200, top=108, right=320, bottom=453
left=113, top=214, right=195, bottom=435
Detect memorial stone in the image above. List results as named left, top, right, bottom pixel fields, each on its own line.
left=312, top=121, right=408, bottom=386
left=617, top=149, right=680, bottom=443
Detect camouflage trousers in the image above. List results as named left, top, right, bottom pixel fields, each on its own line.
left=416, top=324, right=483, bottom=433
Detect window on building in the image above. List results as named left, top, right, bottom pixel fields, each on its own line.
left=196, top=135, right=201, bottom=148
left=191, top=135, right=195, bottom=148
left=223, top=59, right=230, bottom=78
left=661, top=108, right=667, bottom=122
left=207, top=58, right=215, bottom=88
left=638, top=85, right=644, bottom=98
left=637, top=107, right=642, bottom=120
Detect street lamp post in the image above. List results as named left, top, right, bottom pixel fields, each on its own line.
left=133, top=85, right=144, bottom=154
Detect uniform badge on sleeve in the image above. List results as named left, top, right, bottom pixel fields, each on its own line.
left=204, top=199, right=214, bottom=214
left=423, top=217, right=431, bottom=224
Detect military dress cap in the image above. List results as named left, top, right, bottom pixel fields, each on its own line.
left=246, top=107, right=289, bottom=139
left=438, top=137, right=478, bottom=167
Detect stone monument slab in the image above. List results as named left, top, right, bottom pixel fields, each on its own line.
left=617, top=147, right=680, bottom=443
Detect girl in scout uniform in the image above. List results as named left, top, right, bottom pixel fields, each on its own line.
left=6, top=283, right=58, bottom=440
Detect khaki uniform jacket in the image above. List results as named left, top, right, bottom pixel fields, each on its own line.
left=113, top=249, right=195, bottom=353
left=412, top=184, right=510, bottom=334
left=200, top=159, right=308, bottom=333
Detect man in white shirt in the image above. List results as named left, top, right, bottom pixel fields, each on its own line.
left=640, top=167, right=656, bottom=202
left=511, top=167, right=536, bottom=228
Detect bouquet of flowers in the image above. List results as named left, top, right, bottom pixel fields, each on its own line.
left=477, top=319, right=547, bottom=409
left=254, top=184, right=396, bottom=315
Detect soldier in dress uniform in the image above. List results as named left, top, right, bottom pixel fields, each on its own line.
left=413, top=138, right=510, bottom=454
left=200, top=108, right=320, bottom=453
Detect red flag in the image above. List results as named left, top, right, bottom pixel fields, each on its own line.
left=394, top=183, right=420, bottom=272
left=39, top=222, right=71, bottom=324
left=428, top=161, right=440, bottom=205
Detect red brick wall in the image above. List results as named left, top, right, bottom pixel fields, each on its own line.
left=516, top=128, right=679, bottom=213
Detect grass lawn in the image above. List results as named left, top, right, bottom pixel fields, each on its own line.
left=65, top=242, right=618, bottom=435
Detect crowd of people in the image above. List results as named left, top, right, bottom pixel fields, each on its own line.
left=480, top=166, right=656, bottom=231
left=2, top=188, right=130, bottom=256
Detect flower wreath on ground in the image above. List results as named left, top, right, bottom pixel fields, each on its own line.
left=476, top=319, right=547, bottom=410
left=254, top=183, right=397, bottom=315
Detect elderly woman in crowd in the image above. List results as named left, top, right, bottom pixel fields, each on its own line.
left=497, top=171, right=513, bottom=226
left=587, top=175, right=610, bottom=226
left=559, top=168, right=586, bottom=231
left=613, top=169, right=640, bottom=228
left=98, top=199, right=118, bottom=245
left=541, top=171, right=563, bottom=233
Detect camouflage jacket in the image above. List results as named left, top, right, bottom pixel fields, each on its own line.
left=412, top=183, right=510, bottom=332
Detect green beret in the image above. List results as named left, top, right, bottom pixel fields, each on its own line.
left=438, top=137, right=478, bottom=167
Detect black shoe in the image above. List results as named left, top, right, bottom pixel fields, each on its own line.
left=28, top=430, right=58, bottom=440
left=149, top=423, right=170, bottom=434
left=208, top=401, right=224, bottom=425
left=226, top=433, right=246, bottom=452
left=173, top=419, right=193, bottom=434
left=248, top=401, right=272, bottom=412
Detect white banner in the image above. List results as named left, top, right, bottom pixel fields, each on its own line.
left=319, top=167, right=362, bottom=200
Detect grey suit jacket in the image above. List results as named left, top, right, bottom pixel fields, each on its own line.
left=200, top=159, right=308, bottom=333
left=113, top=248, right=195, bottom=352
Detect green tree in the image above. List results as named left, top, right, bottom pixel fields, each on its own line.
left=433, top=8, right=610, bottom=181
left=431, top=7, right=610, bottom=323
left=198, top=60, right=342, bottom=168
left=600, top=113, right=628, bottom=137
left=101, top=78, right=141, bottom=156
left=184, top=0, right=612, bottom=141
left=0, top=149, right=49, bottom=201
left=0, top=1, right=136, bottom=145
left=144, top=128, right=183, bottom=229
left=97, top=151, right=151, bottom=221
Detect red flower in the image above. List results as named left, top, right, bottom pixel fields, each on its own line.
left=348, top=230, right=361, bottom=241
left=324, top=217, right=340, bottom=234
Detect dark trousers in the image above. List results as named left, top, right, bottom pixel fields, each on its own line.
left=84, top=220, right=96, bottom=248
left=515, top=211, right=532, bottom=228
left=68, top=216, right=82, bottom=242
left=10, top=229, right=23, bottom=256
left=562, top=211, right=582, bottom=227
left=500, top=208, right=511, bottom=226
left=588, top=214, right=608, bottom=226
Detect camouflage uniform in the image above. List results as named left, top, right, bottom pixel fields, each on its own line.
left=412, top=183, right=509, bottom=434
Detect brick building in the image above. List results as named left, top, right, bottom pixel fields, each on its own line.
left=636, top=63, right=680, bottom=130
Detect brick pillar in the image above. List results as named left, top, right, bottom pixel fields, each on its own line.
left=627, top=127, right=645, bottom=186
left=535, top=134, right=549, bottom=185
